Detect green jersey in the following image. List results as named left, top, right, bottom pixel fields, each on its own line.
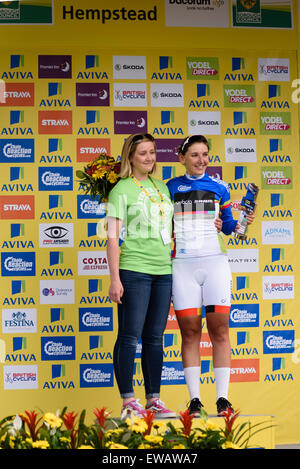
left=107, top=176, right=173, bottom=275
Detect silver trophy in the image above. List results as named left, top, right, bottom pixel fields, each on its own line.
left=234, top=183, right=259, bottom=240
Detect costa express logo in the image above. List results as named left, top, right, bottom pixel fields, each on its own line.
left=38, top=111, right=72, bottom=134
left=0, top=195, right=34, bottom=219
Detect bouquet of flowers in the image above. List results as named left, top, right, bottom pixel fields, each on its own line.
left=76, top=153, right=121, bottom=203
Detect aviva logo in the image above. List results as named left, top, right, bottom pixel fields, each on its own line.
left=236, top=276, right=250, bottom=290
left=11, top=55, right=24, bottom=69
left=232, top=57, right=245, bottom=71
left=161, top=110, right=174, bottom=125
left=272, top=303, right=285, bottom=317
left=197, top=84, right=210, bottom=97
left=235, top=166, right=247, bottom=179
left=86, top=55, right=99, bottom=69
left=234, top=111, right=247, bottom=125
left=13, top=337, right=27, bottom=351
left=271, top=248, right=284, bottom=262
left=269, top=138, right=282, bottom=152
left=48, top=82, right=62, bottom=97
left=236, top=331, right=250, bottom=346
left=160, top=56, right=173, bottom=69
left=268, top=85, right=281, bottom=98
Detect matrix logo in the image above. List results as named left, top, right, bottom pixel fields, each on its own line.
left=186, top=57, right=219, bottom=80
left=261, top=166, right=292, bottom=189
left=227, top=248, right=259, bottom=273
left=80, top=364, right=114, bottom=388
left=263, top=331, right=294, bottom=354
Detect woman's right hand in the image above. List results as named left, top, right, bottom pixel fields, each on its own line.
left=109, top=278, right=124, bottom=304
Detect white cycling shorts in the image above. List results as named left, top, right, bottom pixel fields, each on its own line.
left=172, top=254, right=232, bottom=318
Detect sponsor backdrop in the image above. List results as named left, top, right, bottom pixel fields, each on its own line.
left=0, top=0, right=299, bottom=445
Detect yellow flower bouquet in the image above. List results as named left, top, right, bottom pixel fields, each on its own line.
left=76, top=153, right=121, bottom=203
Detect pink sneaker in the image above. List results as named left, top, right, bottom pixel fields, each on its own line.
left=121, top=399, right=147, bottom=419
left=145, top=399, right=176, bottom=419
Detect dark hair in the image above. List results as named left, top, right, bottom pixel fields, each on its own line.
left=178, top=135, right=210, bottom=155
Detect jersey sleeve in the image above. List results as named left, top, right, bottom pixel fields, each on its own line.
left=220, top=185, right=237, bottom=235
left=166, top=179, right=175, bottom=201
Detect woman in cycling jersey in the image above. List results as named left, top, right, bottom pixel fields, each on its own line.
left=167, top=135, right=255, bottom=416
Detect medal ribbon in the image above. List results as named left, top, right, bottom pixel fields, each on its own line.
left=130, top=175, right=165, bottom=221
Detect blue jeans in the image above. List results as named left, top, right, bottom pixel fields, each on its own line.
left=113, top=269, right=172, bottom=399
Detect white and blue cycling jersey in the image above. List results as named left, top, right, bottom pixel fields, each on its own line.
left=167, top=173, right=237, bottom=259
